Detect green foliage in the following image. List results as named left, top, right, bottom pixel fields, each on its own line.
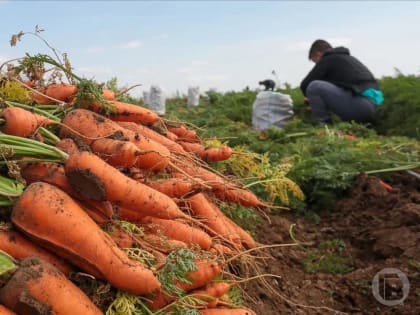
left=0, top=250, right=17, bottom=282
left=157, top=248, right=197, bottom=295
left=166, top=85, right=420, bottom=212
left=303, top=239, right=353, bottom=275
left=375, top=74, right=420, bottom=138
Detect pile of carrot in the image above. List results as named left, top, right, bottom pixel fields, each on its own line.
left=0, top=74, right=273, bottom=314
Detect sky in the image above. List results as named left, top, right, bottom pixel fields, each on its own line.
left=1, top=1, right=420, bottom=97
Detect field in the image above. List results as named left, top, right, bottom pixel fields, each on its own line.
left=0, top=35, right=419, bottom=315
left=163, top=79, right=420, bottom=314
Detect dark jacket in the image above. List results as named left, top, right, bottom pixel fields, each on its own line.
left=300, top=47, right=380, bottom=96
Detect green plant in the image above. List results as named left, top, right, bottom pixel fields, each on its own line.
left=303, top=239, right=353, bottom=275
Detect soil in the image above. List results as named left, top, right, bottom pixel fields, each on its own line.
left=244, top=173, right=420, bottom=315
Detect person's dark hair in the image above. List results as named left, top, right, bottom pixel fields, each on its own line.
left=308, top=39, right=332, bottom=60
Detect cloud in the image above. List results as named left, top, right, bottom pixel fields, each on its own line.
left=0, top=0, right=9, bottom=5
left=120, top=40, right=142, bottom=49
left=191, top=60, right=208, bottom=66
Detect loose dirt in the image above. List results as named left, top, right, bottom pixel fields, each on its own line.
left=244, top=173, right=420, bottom=315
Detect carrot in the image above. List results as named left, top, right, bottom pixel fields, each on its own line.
left=172, top=159, right=265, bottom=207
left=179, top=141, right=206, bottom=157
left=0, top=257, right=103, bottom=315
left=0, top=229, right=72, bottom=275
left=378, top=179, right=393, bottom=191
left=118, top=121, right=186, bottom=154
left=147, top=178, right=198, bottom=198
left=214, top=186, right=266, bottom=208
left=80, top=204, right=110, bottom=225
left=170, top=160, right=227, bottom=191
left=187, top=193, right=240, bottom=246
left=45, top=83, right=78, bottom=103
left=102, top=89, right=116, bottom=100
left=90, top=138, right=141, bottom=167
left=12, top=182, right=161, bottom=295
left=148, top=260, right=222, bottom=310
left=202, top=146, right=233, bottom=162
left=0, top=305, right=15, bottom=315
left=190, top=282, right=232, bottom=307
left=60, top=109, right=170, bottom=171
left=0, top=107, right=54, bottom=137
left=223, top=215, right=256, bottom=249
left=108, top=227, right=135, bottom=249
left=20, top=162, right=74, bottom=193
left=91, top=100, right=159, bottom=125
left=140, top=216, right=212, bottom=250
left=142, top=234, right=187, bottom=253
left=168, top=125, right=200, bottom=142
left=115, top=205, right=147, bottom=221
left=210, top=243, right=233, bottom=255
left=20, top=161, right=114, bottom=220
left=56, top=138, right=82, bottom=155
left=200, top=308, right=256, bottom=315
left=29, top=86, right=53, bottom=104
left=65, top=151, right=185, bottom=219
left=165, top=130, right=179, bottom=141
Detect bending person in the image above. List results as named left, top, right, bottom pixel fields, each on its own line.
left=300, top=39, right=384, bottom=123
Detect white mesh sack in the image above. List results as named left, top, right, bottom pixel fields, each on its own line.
left=252, top=91, right=294, bottom=131
left=187, top=86, right=200, bottom=107
left=148, top=85, right=166, bottom=115
left=142, top=91, right=150, bottom=106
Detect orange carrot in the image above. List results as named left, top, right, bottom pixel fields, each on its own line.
left=0, top=257, right=103, bottom=315
left=0, top=107, right=53, bottom=137
left=0, top=305, right=15, bottom=315
left=172, top=159, right=265, bottom=207
left=29, top=86, right=53, bottom=104
left=165, top=130, right=179, bottom=141
left=148, top=260, right=222, bottom=310
left=90, top=138, right=141, bottom=167
left=56, top=138, right=82, bottom=155
left=168, top=125, right=200, bottom=142
left=108, top=227, right=135, bottom=249
left=221, top=215, right=257, bottom=249
left=190, top=282, right=232, bottom=307
left=210, top=243, right=233, bottom=255
left=214, top=186, right=266, bottom=208
left=0, top=229, right=72, bottom=275
left=115, top=205, right=147, bottom=221
left=45, top=83, right=78, bottom=103
left=179, top=141, right=206, bottom=157
left=200, top=308, right=256, bottom=315
left=20, top=161, right=114, bottom=220
left=12, top=182, right=161, bottom=295
left=378, top=179, right=393, bottom=191
left=140, top=216, right=212, bottom=250
left=118, top=121, right=186, bottom=154
left=142, top=234, right=187, bottom=252
left=147, top=178, right=198, bottom=198
left=202, top=146, right=233, bottom=162
left=187, top=193, right=240, bottom=246
left=60, top=109, right=170, bottom=171
left=91, top=100, right=159, bottom=125
left=65, top=151, right=185, bottom=219
left=102, top=89, right=116, bottom=100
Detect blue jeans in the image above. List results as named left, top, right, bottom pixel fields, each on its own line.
left=306, top=80, right=376, bottom=123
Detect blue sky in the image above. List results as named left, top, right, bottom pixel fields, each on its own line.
left=1, top=1, right=420, bottom=96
